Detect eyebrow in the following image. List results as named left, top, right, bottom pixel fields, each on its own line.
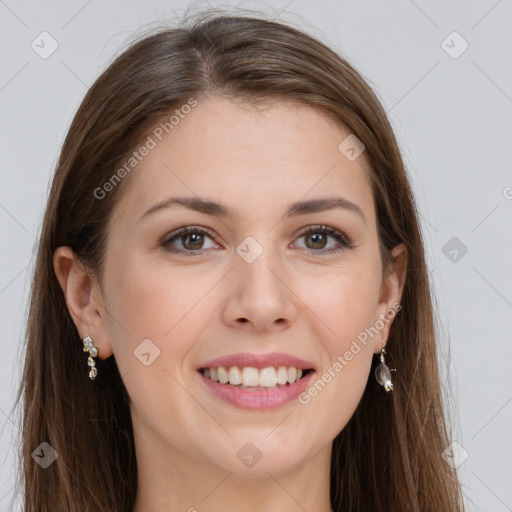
left=139, top=195, right=366, bottom=225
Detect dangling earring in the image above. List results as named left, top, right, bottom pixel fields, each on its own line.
left=375, top=335, right=395, bottom=392
left=82, top=335, right=99, bottom=380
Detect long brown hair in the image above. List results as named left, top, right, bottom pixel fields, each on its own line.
left=12, top=9, right=466, bottom=511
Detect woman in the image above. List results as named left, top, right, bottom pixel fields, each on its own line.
left=15, top=10, right=466, bottom=512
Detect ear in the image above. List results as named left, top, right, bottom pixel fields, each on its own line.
left=53, top=246, right=113, bottom=360
left=374, top=242, right=408, bottom=354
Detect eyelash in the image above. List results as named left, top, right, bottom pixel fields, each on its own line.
left=161, top=224, right=353, bottom=256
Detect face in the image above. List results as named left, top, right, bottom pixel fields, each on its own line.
left=61, top=96, right=405, bottom=480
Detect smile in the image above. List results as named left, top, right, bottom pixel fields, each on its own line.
left=200, top=365, right=311, bottom=388
left=198, top=366, right=315, bottom=410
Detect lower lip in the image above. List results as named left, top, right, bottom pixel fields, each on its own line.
left=198, top=370, right=315, bottom=410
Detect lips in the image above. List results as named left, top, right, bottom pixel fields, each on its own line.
left=197, top=352, right=315, bottom=371
left=196, top=352, right=316, bottom=410
left=198, top=367, right=316, bottom=410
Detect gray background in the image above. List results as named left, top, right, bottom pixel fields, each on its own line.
left=1, top=0, right=511, bottom=510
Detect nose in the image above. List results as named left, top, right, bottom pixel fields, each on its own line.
left=221, top=241, right=298, bottom=332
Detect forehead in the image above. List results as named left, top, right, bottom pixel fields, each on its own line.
left=111, top=96, right=375, bottom=227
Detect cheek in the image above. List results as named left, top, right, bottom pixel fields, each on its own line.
left=107, top=250, right=200, bottom=331
left=102, top=257, right=207, bottom=419
left=296, top=258, right=382, bottom=351
left=291, top=259, right=380, bottom=418
left=298, top=268, right=379, bottom=431
left=103, top=251, right=222, bottom=380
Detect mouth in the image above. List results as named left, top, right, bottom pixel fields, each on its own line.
left=197, top=365, right=316, bottom=410
left=196, top=352, right=316, bottom=409
left=198, top=365, right=314, bottom=391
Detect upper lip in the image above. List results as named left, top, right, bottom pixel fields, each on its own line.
left=198, top=352, right=315, bottom=371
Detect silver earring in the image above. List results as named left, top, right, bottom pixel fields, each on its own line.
left=375, top=347, right=394, bottom=392
left=82, top=335, right=99, bottom=380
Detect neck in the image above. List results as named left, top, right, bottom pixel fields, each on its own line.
left=132, top=433, right=333, bottom=512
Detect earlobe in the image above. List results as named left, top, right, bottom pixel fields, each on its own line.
left=53, top=246, right=113, bottom=359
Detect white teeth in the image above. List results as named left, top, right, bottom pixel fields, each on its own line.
left=202, top=365, right=308, bottom=387
left=228, top=366, right=242, bottom=385
left=276, top=366, right=288, bottom=385
left=259, top=367, right=277, bottom=387
left=242, top=367, right=259, bottom=387
left=218, top=366, right=229, bottom=384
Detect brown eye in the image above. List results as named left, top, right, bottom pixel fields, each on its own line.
left=293, top=225, right=353, bottom=256
left=161, top=224, right=352, bottom=257
left=162, top=226, right=219, bottom=254
left=304, top=231, right=328, bottom=250
left=181, top=232, right=204, bottom=250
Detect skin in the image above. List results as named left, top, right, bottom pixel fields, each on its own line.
left=54, top=96, right=407, bottom=512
